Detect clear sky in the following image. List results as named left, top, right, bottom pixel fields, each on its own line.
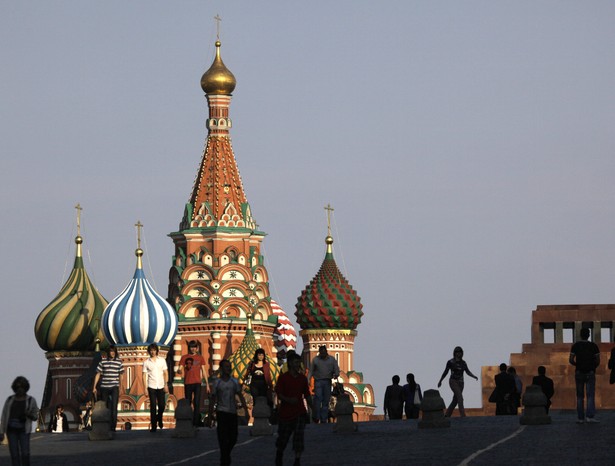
left=2, top=1, right=615, bottom=413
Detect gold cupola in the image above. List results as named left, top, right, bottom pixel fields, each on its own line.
left=200, top=40, right=236, bottom=95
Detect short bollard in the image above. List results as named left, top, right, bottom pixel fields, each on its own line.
left=250, top=396, right=273, bottom=436
left=520, top=385, right=551, bottom=425
left=418, top=389, right=450, bottom=429
left=333, top=393, right=357, bottom=433
left=173, top=398, right=196, bottom=438
left=88, top=400, right=113, bottom=440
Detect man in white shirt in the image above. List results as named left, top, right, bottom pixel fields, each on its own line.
left=142, top=343, right=168, bottom=432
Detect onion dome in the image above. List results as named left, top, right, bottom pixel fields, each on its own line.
left=228, top=314, right=279, bottom=384
left=35, top=234, right=109, bottom=351
left=295, top=234, right=363, bottom=330
left=102, top=245, right=178, bottom=346
left=271, top=300, right=297, bottom=361
left=200, top=40, right=236, bottom=95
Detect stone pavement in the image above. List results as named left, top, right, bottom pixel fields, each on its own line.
left=2, top=411, right=614, bottom=465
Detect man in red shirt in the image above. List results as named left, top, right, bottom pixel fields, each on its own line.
left=178, top=340, right=210, bottom=426
left=275, top=353, right=313, bottom=466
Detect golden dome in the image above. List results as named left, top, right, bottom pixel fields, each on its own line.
left=200, top=40, right=236, bottom=95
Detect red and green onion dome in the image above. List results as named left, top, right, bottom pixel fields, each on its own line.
left=34, top=235, right=109, bottom=351
left=228, top=314, right=279, bottom=385
left=295, top=235, right=363, bottom=330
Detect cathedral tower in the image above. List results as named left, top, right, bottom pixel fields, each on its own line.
left=167, top=39, right=281, bottom=400
left=34, top=205, right=108, bottom=429
left=102, top=222, right=178, bottom=430
left=295, top=206, right=375, bottom=420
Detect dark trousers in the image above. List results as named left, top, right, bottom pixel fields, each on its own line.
left=99, top=386, right=119, bottom=430
left=148, top=388, right=165, bottom=430
left=276, top=416, right=306, bottom=454
left=216, top=411, right=238, bottom=466
left=7, top=429, right=30, bottom=466
left=184, top=383, right=201, bottom=425
left=446, top=378, right=465, bottom=417
left=405, top=404, right=420, bottom=419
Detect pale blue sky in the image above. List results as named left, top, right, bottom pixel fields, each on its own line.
left=2, top=1, right=615, bottom=413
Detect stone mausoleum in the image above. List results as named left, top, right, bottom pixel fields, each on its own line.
left=481, top=304, right=615, bottom=415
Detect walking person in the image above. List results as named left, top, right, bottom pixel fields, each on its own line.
left=437, top=346, right=478, bottom=417
left=244, top=348, right=273, bottom=407
left=383, top=375, right=404, bottom=420
left=92, top=345, right=124, bottom=431
left=569, top=327, right=600, bottom=423
left=494, top=363, right=517, bottom=415
left=48, top=404, right=69, bottom=432
left=308, top=345, right=340, bottom=424
left=275, top=353, right=313, bottom=466
left=178, top=340, right=210, bottom=426
left=142, top=343, right=168, bottom=432
left=532, top=366, right=555, bottom=414
left=0, top=376, right=39, bottom=466
left=507, top=366, right=522, bottom=413
left=402, top=373, right=422, bottom=420
left=208, top=359, right=248, bottom=466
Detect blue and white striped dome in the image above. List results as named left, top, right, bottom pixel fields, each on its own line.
left=102, top=249, right=177, bottom=346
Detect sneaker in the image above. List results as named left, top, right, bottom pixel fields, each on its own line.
left=576, top=419, right=584, bottom=424
left=585, top=417, right=600, bottom=423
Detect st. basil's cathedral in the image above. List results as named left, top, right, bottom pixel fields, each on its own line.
left=34, top=37, right=376, bottom=430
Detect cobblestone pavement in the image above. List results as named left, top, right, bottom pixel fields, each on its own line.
left=2, top=411, right=614, bottom=465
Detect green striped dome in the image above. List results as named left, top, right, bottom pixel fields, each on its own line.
left=34, top=236, right=109, bottom=351
left=228, top=314, right=279, bottom=385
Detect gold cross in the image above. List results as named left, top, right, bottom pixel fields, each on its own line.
left=135, top=220, right=143, bottom=249
left=324, top=203, right=334, bottom=236
left=214, top=14, right=222, bottom=40
left=75, top=203, right=82, bottom=235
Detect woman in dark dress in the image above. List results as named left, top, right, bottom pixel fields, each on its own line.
left=402, top=373, right=423, bottom=419
left=244, top=348, right=273, bottom=406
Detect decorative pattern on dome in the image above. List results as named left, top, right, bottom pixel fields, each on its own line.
left=228, top=315, right=279, bottom=385
left=102, top=241, right=178, bottom=347
left=35, top=235, right=109, bottom=351
left=271, top=300, right=297, bottom=361
left=295, top=236, right=363, bottom=330
left=200, top=40, right=236, bottom=95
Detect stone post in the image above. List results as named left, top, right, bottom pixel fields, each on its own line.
left=88, top=400, right=113, bottom=440
left=333, top=394, right=356, bottom=433
left=173, top=398, right=196, bottom=438
left=520, top=385, right=551, bottom=425
left=250, top=396, right=273, bottom=436
left=418, top=389, right=450, bottom=429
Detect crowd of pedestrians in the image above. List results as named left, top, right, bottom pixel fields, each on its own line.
left=4, top=332, right=615, bottom=466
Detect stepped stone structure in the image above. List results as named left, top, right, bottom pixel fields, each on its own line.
left=481, top=304, right=615, bottom=414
